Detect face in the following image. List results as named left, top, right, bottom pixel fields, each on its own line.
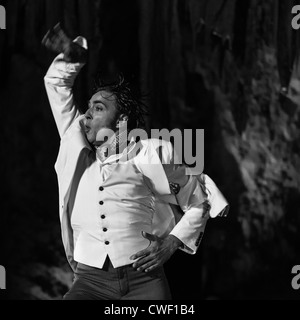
left=83, top=90, right=119, bottom=145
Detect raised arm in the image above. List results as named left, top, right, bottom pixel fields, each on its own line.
left=43, top=24, right=88, bottom=137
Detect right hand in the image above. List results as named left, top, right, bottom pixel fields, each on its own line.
left=42, top=23, right=87, bottom=63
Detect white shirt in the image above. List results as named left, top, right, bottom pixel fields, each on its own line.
left=44, top=36, right=229, bottom=271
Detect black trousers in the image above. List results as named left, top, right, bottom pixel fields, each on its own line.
left=63, top=256, right=172, bottom=300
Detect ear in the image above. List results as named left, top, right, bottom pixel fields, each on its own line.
left=116, top=114, right=129, bottom=128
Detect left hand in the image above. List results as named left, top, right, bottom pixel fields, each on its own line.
left=130, top=231, right=183, bottom=272
left=42, top=23, right=87, bottom=63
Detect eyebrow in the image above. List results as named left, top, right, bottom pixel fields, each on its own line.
left=89, top=100, right=107, bottom=108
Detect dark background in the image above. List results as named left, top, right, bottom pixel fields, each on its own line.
left=0, top=0, right=300, bottom=300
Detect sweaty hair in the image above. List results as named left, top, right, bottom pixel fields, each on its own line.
left=92, top=75, right=149, bottom=131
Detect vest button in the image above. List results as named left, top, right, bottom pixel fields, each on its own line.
left=99, top=201, right=104, bottom=205
left=103, top=228, right=108, bottom=232
left=101, top=215, right=106, bottom=219
left=105, top=241, right=110, bottom=245
left=99, top=186, right=104, bottom=191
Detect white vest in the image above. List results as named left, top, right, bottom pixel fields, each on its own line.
left=70, top=156, right=158, bottom=268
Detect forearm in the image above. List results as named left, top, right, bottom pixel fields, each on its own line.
left=169, top=203, right=209, bottom=254
left=168, top=174, right=228, bottom=254
left=44, top=37, right=87, bottom=137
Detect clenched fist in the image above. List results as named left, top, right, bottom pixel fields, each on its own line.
left=42, top=23, right=87, bottom=63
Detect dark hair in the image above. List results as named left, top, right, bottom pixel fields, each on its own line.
left=92, top=75, right=149, bottom=131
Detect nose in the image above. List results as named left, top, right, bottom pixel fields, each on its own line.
left=85, top=108, right=93, bottom=120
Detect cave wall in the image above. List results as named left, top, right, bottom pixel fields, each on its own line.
left=0, top=0, right=300, bottom=299
left=139, top=0, right=300, bottom=299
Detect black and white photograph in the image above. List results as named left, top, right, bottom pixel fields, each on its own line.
left=0, top=0, right=299, bottom=303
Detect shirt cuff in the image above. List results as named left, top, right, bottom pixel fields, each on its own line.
left=169, top=206, right=209, bottom=254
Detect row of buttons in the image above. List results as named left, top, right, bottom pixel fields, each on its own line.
left=99, top=186, right=104, bottom=206
left=99, top=186, right=109, bottom=245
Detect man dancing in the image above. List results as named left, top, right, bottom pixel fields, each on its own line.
left=43, top=24, right=229, bottom=300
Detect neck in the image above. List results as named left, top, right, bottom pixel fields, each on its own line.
left=95, top=129, right=128, bottom=159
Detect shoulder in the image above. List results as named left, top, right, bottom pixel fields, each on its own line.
left=138, top=139, right=173, bottom=164
left=140, top=138, right=172, bottom=152
left=60, top=114, right=86, bottom=142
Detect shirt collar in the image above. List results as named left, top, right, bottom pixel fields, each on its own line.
left=96, top=137, right=136, bottom=165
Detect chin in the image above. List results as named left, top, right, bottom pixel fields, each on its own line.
left=86, top=132, right=95, bottom=144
